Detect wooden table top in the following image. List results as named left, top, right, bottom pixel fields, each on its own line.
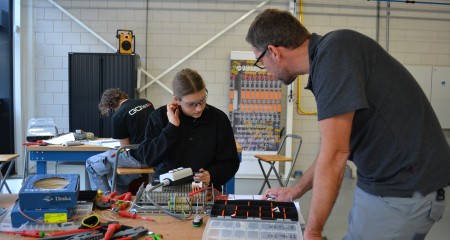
left=255, top=154, right=293, bottom=162
left=0, top=194, right=206, bottom=239
left=27, top=144, right=111, bottom=152
left=0, top=154, right=19, bottom=162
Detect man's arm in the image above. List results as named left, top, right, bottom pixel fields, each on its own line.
left=304, top=111, right=353, bottom=239
left=262, top=158, right=316, bottom=201
left=290, top=157, right=316, bottom=199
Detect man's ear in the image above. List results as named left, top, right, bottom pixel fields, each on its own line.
left=267, top=45, right=281, bottom=62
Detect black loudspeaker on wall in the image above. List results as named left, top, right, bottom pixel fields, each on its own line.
left=116, top=29, right=135, bottom=54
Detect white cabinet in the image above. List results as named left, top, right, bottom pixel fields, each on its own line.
left=405, top=66, right=450, bottom=129
left=405, top=66, right=432, bottom=101
left=431, top=67, right=450, bottom=129
left=406, top=65, right=450, bottom=129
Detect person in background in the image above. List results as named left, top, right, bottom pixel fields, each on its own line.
left=86, top=88, right=154, bottom=194
left=246, top=8, right=450, bottom=240
left=138, top=68, right=240, bottom=191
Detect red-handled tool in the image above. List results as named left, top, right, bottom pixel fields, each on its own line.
left=96, top=191, right=119, bottom=209
left=119, top=210, right=155, bottom=221
left=103, top=191, right=118, bottom=200
left=114, top=192, right=132, bottom=202
left=22, top=140, right=47, bottom=146
left=123, top=192, right=132, bottom=201
left=1, top=230, right=45, bottom=238
left=104, top=221, right=121, bottom=240
left=111, top=192, right=132, bottom=211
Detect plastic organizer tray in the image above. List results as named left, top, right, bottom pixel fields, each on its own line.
left=203, top=218, right=302, bottom=240
left=203, top=200, right=303, bottom=240
left=0, top=202, right=92, bottom=232
left=210, top=200, right=299, bottom=221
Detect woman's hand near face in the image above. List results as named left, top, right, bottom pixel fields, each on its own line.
left=167, top=101, right=180, bottom=126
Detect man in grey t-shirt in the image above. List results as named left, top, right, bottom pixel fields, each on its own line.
left=246, top=8, right=450, bottom=240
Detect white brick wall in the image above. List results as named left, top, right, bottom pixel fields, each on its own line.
left=27, top=0, right=450, bottom=173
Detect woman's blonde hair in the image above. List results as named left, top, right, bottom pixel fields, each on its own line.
left=172, top=68, right=206, bottom=98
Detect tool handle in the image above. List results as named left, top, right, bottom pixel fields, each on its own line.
left=115, top=193, right=127, bottom=200
left=119, top=202, right=130, bottom=210
left=104, top=223, right=121, bottom=240
left=12, top=230, right=42, bottom=237
left=1, top=230, right=44, bottom=237
left=110, top=191, right=118, bottom=198
left=123, top=192, right=132, bottom=201
left=119, top=210, right=136, bottom=219
left=100, top=191, right=118, bottom=202
left=22, top=230, right=45, bottom=237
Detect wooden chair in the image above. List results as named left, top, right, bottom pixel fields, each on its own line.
left=0, top=154, right=19, bottom=193
left=255, top=134, right=302, bottom=194
left=111, top=144, right=154, bottom=192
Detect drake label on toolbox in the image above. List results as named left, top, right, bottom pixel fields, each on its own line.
left=19, top=174, right=80, bottom=210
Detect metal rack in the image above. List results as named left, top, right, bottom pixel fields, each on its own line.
left=132, top=182, right=210, bottom=214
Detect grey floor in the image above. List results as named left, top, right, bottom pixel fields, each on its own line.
left=235, top=177, right=450, bottom=240
left=2, top=177, right=449, bottom=239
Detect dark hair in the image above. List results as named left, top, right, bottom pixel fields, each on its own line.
left=172, top=68, right=206, bottom=98
left=98, top=88, right=128, bottom=116
left=246, top=9, right=310, bottom=51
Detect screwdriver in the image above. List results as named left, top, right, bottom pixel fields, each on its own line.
left=119, top=210, right=155, bottom=221
left=1, top=230, right=45, bottom=237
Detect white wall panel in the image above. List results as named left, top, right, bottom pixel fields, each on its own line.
left=406, top=65, right=450, bottom=129
left=405, top=65, right=432, bottom=101
left=431, top=67, right=450, bottom=129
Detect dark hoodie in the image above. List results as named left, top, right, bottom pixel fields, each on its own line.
left=138, top=104, right=240, bottom=188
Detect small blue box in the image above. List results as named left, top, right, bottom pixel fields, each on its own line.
left=19, top=174, right=80, bottom=210
left=10, top=202, right=73, bottom=228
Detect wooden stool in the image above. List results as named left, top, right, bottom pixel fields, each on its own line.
left=255, top=134, right=302, bottom=194
left=111, top=145, right=154, bottom=192
left=117, top=167, right=154, bottom=195
left=0, top=154, right=19, bottom=194
left=116, top=167, right=154, bottom=175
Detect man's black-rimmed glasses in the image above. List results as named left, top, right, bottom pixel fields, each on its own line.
left=253, top=48, right=268, bottom=69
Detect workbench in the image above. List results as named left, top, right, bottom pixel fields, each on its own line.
left=0, top=192, right=305, bottom=239
left=27, top=144, right=110, bottom=175
left=0, top=194, right=206, bottom=239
